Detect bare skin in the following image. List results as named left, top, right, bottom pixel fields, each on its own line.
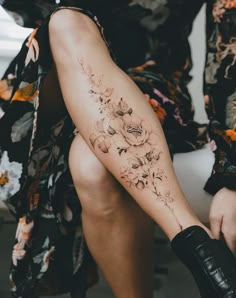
left=48, top=9, right=208, bottom=239
left=69, top=135, right=154, bottom=298
left=43, top=8, right=212, bottom=298
left=210, top=187, right=236, bottom=253
left=39, top=67, right=154, bottom=298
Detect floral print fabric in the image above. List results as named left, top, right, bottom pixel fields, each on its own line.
left=0, top=9, right=96, bottom=297
left=0, top=0, right=235, bottom=297
left=0, top=4, right=206, bottom=297
left=204, top=0, right=236, bottom=194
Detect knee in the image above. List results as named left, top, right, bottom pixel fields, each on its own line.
left=49, top=9, right=101, bottom=57
left=69, top=137, right=123, bottom=217
left=71, top=158, right=123, bottom=218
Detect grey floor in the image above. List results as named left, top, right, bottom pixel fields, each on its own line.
left=0, top=208, right=201, bottom=298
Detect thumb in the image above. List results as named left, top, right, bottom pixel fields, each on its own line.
left=209, top=212, right=223, bottom=240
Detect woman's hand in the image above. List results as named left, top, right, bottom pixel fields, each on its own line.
left=209, top=187, right=236, bottom=253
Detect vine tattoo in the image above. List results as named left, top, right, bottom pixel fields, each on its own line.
left=80, top=61, right=183, bottom=230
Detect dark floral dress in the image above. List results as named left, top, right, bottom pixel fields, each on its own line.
left=204, top=0, right=236, bottom=194
left=0, top=0, right=235, bottom=297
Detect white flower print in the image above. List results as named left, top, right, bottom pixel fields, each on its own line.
left=25, top=29, right=39, bottom=67
left=33, top=238, right=55, bottom=277
left=212, top=0, right=236, bottom=23
left=0, top=106, right=5, bottom=119
left=213, top=0, right=226, bottom=23
left=41, top=246, right=55, bottom=273
left=218, top=38, right=236, bottom=79
left=12, top=216, right=34, bottom=266
left=0, top=151, right=23, bottom=200
left=12, top=242, right=26, bottom=266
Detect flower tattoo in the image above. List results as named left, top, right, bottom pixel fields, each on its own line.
left=80, top=61, right=182, bottom=229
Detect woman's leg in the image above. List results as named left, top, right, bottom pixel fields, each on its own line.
left=39, top=66, right=154, bottom=298
left=47, top=9, right=236, bottom=297
left=48, top=9, right=206, bottom=240
left=46, top=9, right=236, bottom=297
left=69, top=134, right=154, bottom=298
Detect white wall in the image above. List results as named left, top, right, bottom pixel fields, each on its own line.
left=0, top=7, right=32, bottom=77
left=189, top=5, right=208, bottom=123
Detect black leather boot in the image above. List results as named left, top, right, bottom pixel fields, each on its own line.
left=171, top=226, right=236, bottom=298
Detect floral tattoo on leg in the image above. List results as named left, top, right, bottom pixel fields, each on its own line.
left=80, top=61, right=183, bottom=230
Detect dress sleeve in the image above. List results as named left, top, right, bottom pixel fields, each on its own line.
left=204, top=0, right=236, bottom=195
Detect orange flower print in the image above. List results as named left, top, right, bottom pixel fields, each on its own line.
left=30, top=193, right=40, bottom=211
left=213, top=0, right=236, bottom=23
left=15, top=216, right=34, bottom=244
left=25, top=28, right=39, bottom=67
left=133, top=60, right=156, bottom=71
left=224, top=0, right=236, bottom=8
left=145, top=94, right=167, bottom=123
left=12, top=82, right=39, bottom=102
left=0, top=79, right=13, bottom=101
left=225, top=129, right=236, bottom=141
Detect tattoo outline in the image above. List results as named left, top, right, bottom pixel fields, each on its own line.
left=79, top=61, right=183, bottom=230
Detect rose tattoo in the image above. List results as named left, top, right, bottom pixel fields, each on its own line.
left=80, top=61, right=183, bottom=230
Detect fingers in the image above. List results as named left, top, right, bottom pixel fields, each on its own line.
left=209, top=213, right=222, bottom=240
left=209, top=203, right=223, bottom=240
left=222, top=218, right=236, bottom=253
left=209, top=211, right=236, bottom=253
left=209, top=188, right=236, bottom=253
